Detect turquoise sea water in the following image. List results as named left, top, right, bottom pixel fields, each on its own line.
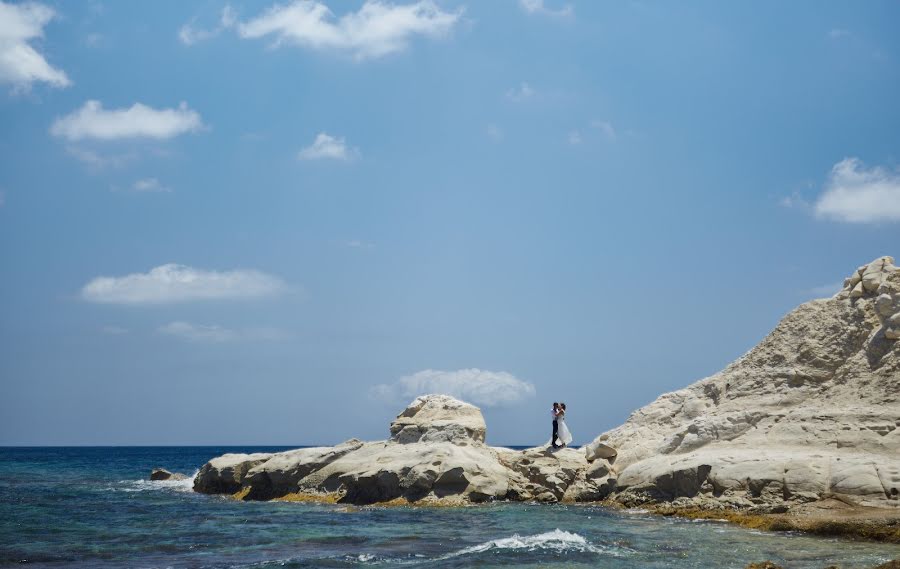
left=1, top=447, right=898, bottom=568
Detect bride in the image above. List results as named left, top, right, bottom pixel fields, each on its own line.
left=556, top=403, right=573, bottom=448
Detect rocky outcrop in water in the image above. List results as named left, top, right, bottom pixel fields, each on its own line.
left=193, top=394, right=609, bottom=504
left=150, top=468, right=187, bottom=481
left=194, top=256, right=899, bottom=512
left=587, top=255, right=900, bottom=511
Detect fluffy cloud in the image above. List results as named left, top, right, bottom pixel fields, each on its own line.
left=237, top=0, right=461, bottom=60
left=0, top=1, right=70, bottom=89
left=81, top=264, right=287, bottom=304
left=179, top=6, right=236, bottom=45
left=159, top=321, right=287, bottom=343
left=298, top=132, right=355, bottom=160
left=132, top=178, right=171, bottom=193
left=519, top=0, right=572, bottom=17
left=372, top=368, right=536, bottom=407
left=813, top=157, right=900, bottom=223
left=50, top=101, right=204, bottom=141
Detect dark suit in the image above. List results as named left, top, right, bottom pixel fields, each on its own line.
left=551, top=415, right=559, bottom=448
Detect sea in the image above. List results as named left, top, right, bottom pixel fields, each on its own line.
left=2, top=447, right=898, bottom=569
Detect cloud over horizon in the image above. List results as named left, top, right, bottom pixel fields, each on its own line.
left=0, top=1, right=70, bottom=90
left=236, top=0, right=461, bottom=60
left=50, top=101, right=204, bottom=141
left=298, top=132, right=355, bottom=160
left=372, top=368, right=536, bottom=407
left=159, top=321, right=288, bottom=343
left=81, top=264, right=287, bottom=304
left=813, top=157, right=900, bottom=223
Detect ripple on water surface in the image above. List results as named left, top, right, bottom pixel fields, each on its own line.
left=2, top=447, right=899, bottom=569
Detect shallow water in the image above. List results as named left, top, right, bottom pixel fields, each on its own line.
left=1, top=447, right=898, bottom=568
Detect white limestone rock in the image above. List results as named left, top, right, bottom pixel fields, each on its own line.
left=587, top=255, right=900, bottom=508
left=194, top=452, right=274, bottom=494
left=389, top=394, right=487, bottom=444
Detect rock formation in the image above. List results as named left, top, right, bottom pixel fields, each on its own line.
left=194, top=394, right=606, bottom=504
left=194, top=256, right=898, bottom=511
left=585, top=255, right=900, bottom=510
left=150, top=468, right=188, bottom=481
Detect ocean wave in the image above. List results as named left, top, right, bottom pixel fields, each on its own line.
left=437, top=529, right=625, bottom=559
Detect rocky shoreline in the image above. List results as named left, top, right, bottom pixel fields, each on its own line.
left=187, top=256, right=900, bottom=545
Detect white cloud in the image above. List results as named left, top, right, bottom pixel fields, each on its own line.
left=298, top=132, right=355, bottom=160
left=51, top=100, right=204, bottom=141
left=100, top=325, right=129, bottom=335
left=567, top=130, right=581, bottom=145
left=65, top=145, right=135, bottom=169
left=237, top=0, right=461, bottom=60
left=84, top=32, right=102, bottom=47
left=372, top=368, right=536, bottom=407
left=505, top=82, right=534, bottom=102
left=591, top=120, right=617, bottom=140
left=813, top=157, right=900, bottom=223
left=519, top=0, right=572, bottom=17
left=179, top=6, right=236, bottom=45
left=132, top=178, right=171, bottom=193
left=0, top=1, right=70, bottom=90
left=486, top=123, right=503, bottom=142
left=159, top=321, right=238, bottom=343
left=81, top=263, right=287, bottom=304
left=828, top=28, right=850, bottom=40
left=347, top=239, right=375, bottom=248
left=159, top=321, right=288, bottom=343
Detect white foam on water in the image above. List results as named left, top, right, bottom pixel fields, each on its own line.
left=111, top=471, right=199, bottom=493
left=438, top=529, right=625, bottom=560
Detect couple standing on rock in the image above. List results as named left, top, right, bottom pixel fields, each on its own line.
left=551, top=402, right=573, bottom=449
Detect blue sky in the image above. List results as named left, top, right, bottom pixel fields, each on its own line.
left=1, top=0, right=899, bottom=446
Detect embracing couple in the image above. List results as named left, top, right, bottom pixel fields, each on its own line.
left=550, top=402, right=573, bottom=449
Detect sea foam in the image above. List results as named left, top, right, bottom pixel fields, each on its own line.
left=112, top=470, right=198, bottom=493
left=439, top=529, right=622, bottom=559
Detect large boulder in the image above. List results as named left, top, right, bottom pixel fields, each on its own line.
left=389, top=394, right=486, bottom=444
left=585, top=256, right=900, bottom=509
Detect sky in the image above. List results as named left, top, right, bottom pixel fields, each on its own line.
left=1, top=0, right=899, bottom=446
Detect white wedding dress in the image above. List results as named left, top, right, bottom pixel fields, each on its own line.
left=557, top=414, right=573, bottom=446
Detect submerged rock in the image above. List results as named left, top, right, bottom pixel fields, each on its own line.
left=151, top=468, right=188, bottom=481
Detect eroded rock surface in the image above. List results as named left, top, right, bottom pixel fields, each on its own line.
left=586, top=255, right=900, bottom=510
left=194, top=395, right=611, bottom=504
left=389, top=394, right=486, bottom=444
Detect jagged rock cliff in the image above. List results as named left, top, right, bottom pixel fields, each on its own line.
left=589, top=256, right=900, bottom=509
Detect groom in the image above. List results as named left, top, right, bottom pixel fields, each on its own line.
left=550, top=402, right=560, bottom=449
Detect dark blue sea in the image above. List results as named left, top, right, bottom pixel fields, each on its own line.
left=1, top=447, right=898, bottom=568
